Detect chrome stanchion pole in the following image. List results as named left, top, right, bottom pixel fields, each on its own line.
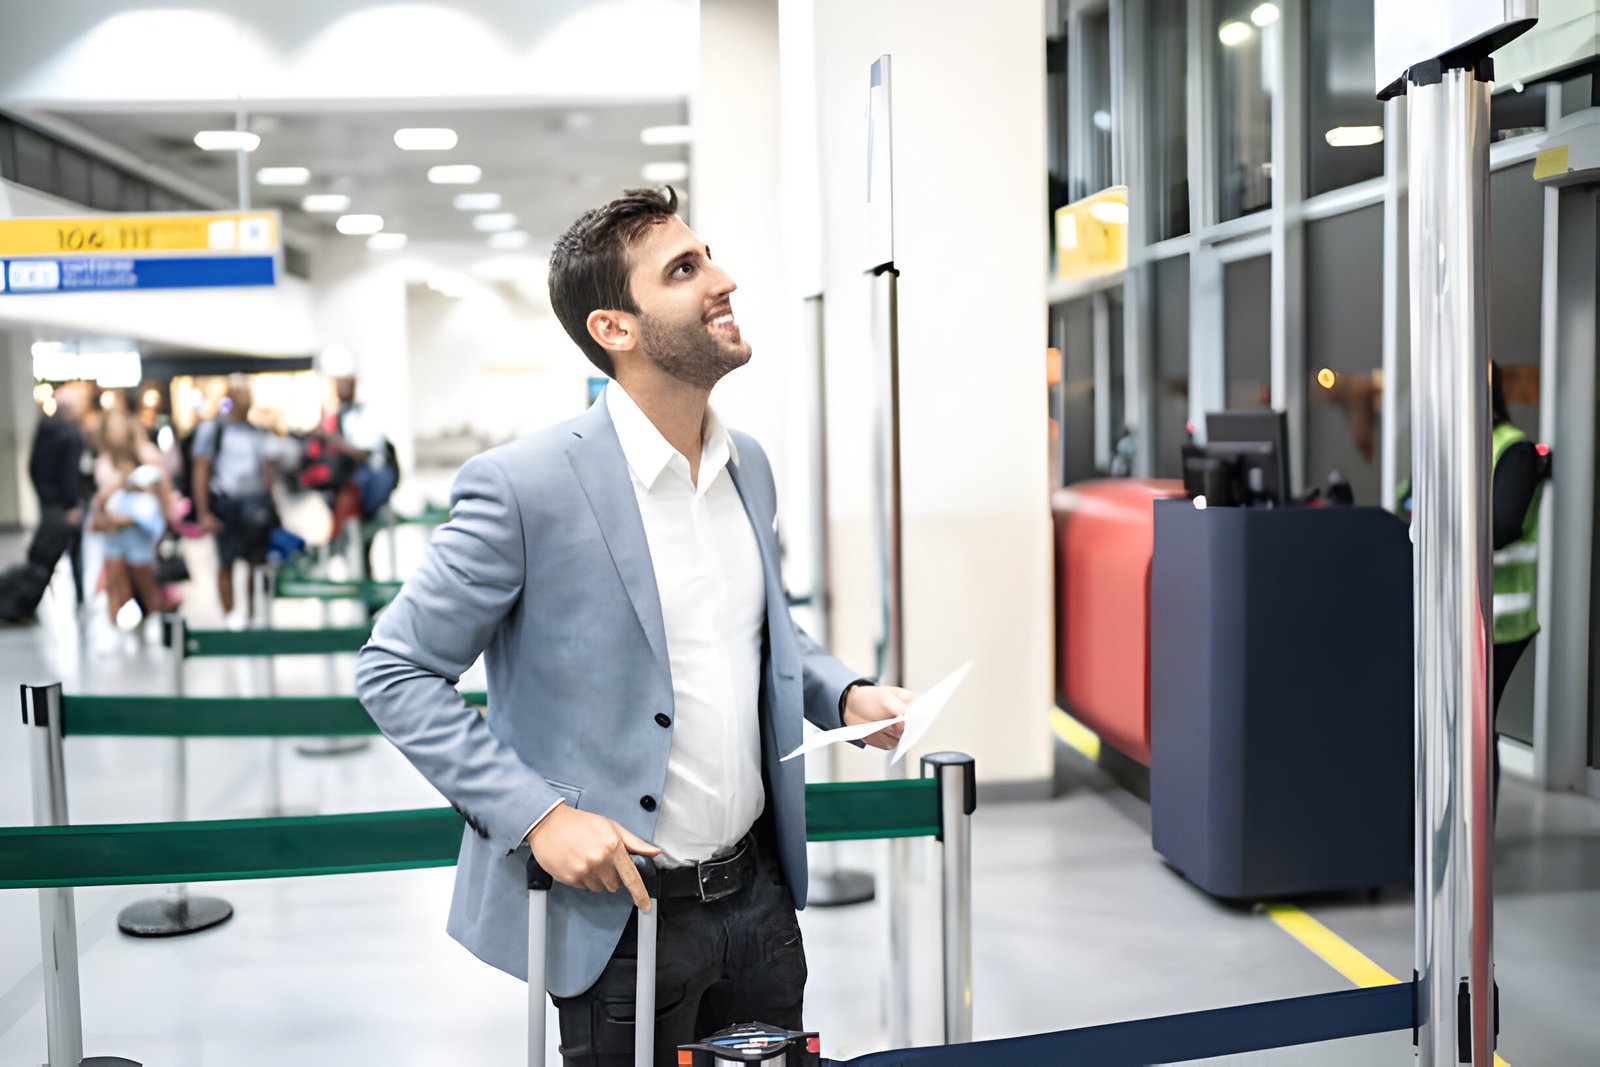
left=923, top=752, right=975, bottom=1044
left=1406, top=57, right=1496, bottom=1066
left=526, top=858, right=551, bottom=1067
left=633, top=860, right=659, bottom=1067
left=384, top=506, right=399, bottom=582
left=24, top=683, right=84, bottom=1067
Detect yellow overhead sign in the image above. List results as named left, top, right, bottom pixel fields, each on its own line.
left=0, top=212, right=279, bottom=258
left=1055, top=187, right=1128, bottom=282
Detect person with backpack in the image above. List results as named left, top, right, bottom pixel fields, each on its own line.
left=192, top=377, right=279, bottom=620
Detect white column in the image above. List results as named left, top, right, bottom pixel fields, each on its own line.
left=811, top=0, right=1054, bottom=791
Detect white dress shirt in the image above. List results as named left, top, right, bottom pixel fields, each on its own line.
left=528, top=384, right=768, bottom=868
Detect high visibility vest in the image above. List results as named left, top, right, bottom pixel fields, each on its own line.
left=1492, top=423, right=1542, bottom=645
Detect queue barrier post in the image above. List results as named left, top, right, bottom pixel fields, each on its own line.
left=922, top=752, right=975, bottom=1044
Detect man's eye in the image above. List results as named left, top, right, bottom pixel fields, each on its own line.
left=672, top=261, right=695, bottom=277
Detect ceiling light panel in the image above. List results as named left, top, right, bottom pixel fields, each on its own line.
left=428, top=165, right=482, bottom=184
left=640, top=125, right=693, bottom=146
left=301, top=194, right=352, bottom=213
left=472, top=213, right=518, bottom=233
left=395, top=128, right=458, bottom=151
left=194, top=130, right=260, bottom=152
left=256, top=167, right=310, bottom=186
left=454, top=193, right=502, bottom=211
left=641, top=161, right=690, bottom=183
left=336, top=214, right=385, bottom=235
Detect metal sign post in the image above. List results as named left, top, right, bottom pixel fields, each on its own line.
left=1376, top=4, right=1536, bottom=1063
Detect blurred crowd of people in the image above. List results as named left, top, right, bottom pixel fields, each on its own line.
left=16, top=372, right=397, bottom=630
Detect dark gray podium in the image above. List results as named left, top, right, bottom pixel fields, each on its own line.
left=1149, top=501, right=1412, bottom=899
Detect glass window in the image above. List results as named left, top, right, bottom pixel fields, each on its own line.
left=1107, top=287, right=1126, bottom=463
left=1145, top=0, right=1191, bottom=239
left=55, top=148, right=90, bottom=206
left=1489, top=162, right=1542, bottom=433
left=1082, top=10, right=1114, bottom=198
left=14, top=124, right=54, bottom=191
left=1153, top=255, right=1191, bottom=477
left=1306, top=0, right=1384, bottom=196
left=1305, top=206, right=1383, bottom=503
left=1213, top=0, right=1273, bottom=221
left=1223, top=254, right=1271, bottom=410
left=1493, top=81, right=1550, bottom=139
left=1057, top=299, right=1098, bottom=485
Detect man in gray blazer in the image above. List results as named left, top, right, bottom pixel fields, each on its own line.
left=356, top=186, right=909, bottom=1065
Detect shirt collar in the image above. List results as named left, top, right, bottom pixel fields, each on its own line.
left=605, top=383, right=739, bottom=492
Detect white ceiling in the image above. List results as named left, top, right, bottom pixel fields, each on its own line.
left=45, top=102, right=691, bottom=247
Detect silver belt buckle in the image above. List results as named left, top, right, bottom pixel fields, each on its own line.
left=695, top=840, right=747, bottom=903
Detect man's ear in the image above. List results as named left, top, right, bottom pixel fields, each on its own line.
left=587, top=309, right=637, bottom=357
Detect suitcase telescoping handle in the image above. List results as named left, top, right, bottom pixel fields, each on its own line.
left=526, top=854, right=661, bottom=1067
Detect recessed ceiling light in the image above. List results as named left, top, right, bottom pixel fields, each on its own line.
left=336, top=214, right=385, bottom=236
left=472, top=213, right=518, bottom=233
left=488, top=231, right=531, bottom=250
left=428, top=165, right=482, bottom=184
left=641, top=125, right=692, bottom=146
left=301, top=194, right=352, bottom=213
left=367, top=233, right=408, bottom=251
left=454, top=193, right=502, bottom=211
left=256, top=167, right=310, bottom=186
left=194, top=130, right=260, bottom=152
left=395, top=128, right=458, bottom=151
left=641, top=161, right=689, bottom=183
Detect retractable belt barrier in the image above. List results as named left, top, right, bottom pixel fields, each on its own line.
left=7, top=688, right=976, bottom=1067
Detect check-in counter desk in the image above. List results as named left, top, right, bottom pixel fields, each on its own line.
left=1148, top=501, right=1412, bottom=899
left=1052, top=480, right=1187, bottom=766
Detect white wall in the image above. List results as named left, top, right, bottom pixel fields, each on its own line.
left=0, top=0, right=696, bottom=108
left=811, top=0, right=1053, bottom=786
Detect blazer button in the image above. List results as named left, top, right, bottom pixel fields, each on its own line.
left=654, top=713, right=671, bottom=728
left=639, top=795, right=657, bottom=811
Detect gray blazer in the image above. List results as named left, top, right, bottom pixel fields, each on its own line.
left=355, top=391, right=861, bottom=997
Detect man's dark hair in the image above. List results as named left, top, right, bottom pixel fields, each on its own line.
left=548, top=186, right=680, bottom=377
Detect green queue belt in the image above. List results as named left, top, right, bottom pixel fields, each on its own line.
left=57, top=692, right=488, bottom=737
left=0, top=779, right=940, bottom=890
left=179, top=624, right=373, bottom=658
left=273, top=578, right=402, bottom=607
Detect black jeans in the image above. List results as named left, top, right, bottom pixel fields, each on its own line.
left=552, top=829, right=806, bottom=1067
left=1492, top=635, right=1533, bottom=815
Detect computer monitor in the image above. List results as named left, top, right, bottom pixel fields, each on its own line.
left=1201, top=410, right=1292, bottom=507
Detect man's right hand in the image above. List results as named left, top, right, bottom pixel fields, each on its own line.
left=526, top=803, right=661, bottom=912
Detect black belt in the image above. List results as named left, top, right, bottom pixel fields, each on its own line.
left=656, top=832, right=757, bottom=903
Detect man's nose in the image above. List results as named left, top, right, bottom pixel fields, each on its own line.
left=707, top=261, right=737, bottom=296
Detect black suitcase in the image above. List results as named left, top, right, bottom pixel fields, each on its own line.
left=0, top=561, right=53, bottom=622
left=26, top=511, right=76, bottom=570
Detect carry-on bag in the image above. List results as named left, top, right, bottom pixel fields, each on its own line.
left=527, top=855, right=660, bottom=1067
left=0, top=561, right=53, bottom=622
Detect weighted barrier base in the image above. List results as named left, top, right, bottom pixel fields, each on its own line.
left=808, top=869, right=876, bottom=907
left=294, top=737, right=372, bottom=758
left=75, top=1058, right=142, bottom=1066
left=117, top=894, right=233, bottom=937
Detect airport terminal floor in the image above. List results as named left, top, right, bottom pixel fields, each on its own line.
left=1, top=515, right=1597, bottom=1065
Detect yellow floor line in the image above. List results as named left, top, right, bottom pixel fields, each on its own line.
left=1050, top=706, right=1100, bottom=762
left=1265, top=904, right=1510, bottom=1066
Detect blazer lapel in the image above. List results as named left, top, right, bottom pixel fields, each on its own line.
left=726, top=455, right=792, bottom=677
left=565, top=394, right=669, bottom=671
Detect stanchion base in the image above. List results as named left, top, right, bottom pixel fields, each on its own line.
left=77, top=1058, right=143, bottom=1066
left=294, top=737, right=372, bottom=758
left=807, top=869, right=876, bottom=907
left=117, top=895, right=233, bottom=937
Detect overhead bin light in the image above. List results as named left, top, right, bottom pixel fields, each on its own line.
left=395, top=128, right=458, bottom=151
left=194, top=130, right=260, bottom=152
left=1250, top=3, right=1279, bottom=27
left=1325, top=125, right=1385, bottom=147
left=641, top=161, right=689, bottom=183
left=256, top=166, right=310, bottom=186
left=1217, top=20, right=1253, bottom=46
left=454, top=192, right=502, bottom=211
left=640, top=125, right=693, bottom=146
left=489, top=231, right=531, bottom=250
left=472, top=213, right=518, bottom=233
left=301, top=194, right=352, bottom=213
left=336, top=214, right=385, bottom=235
left=428, top=165, right=482, bottom=184
left=367, top=232, right=408, bottom=251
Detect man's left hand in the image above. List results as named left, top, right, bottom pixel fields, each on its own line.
left=843, top=685, right=912, bottom=751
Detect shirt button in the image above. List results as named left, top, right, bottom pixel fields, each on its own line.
left=654, top=713, right=671, bottom=728
left=640, top=795, right=657, bottom=811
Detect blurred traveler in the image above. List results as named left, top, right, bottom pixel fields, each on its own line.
left=357, top=186, right=909, bottom=1065
left=27, top=385, right=87, bottom=604
left=1488, top=361, right=1548, bottom=811
left=303, top=375, right=399, bottom=546
left=192, top=377, right=279, bottom=618
left=102, top=464, right=177, bottom=626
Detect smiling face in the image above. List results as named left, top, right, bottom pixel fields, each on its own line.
left=622, top=215, right=751, bottom=391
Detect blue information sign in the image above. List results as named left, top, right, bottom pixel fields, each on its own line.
left=1, top=255, right=277, bottom=294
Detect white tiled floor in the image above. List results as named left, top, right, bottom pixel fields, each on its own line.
left=1, top=520, right=1596, bottom=1065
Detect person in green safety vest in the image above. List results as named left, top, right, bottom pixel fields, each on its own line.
left=1396, top=361, right=1551, bottom=814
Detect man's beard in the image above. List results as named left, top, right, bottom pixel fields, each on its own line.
left=637, top=312, right=751, bottom=391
